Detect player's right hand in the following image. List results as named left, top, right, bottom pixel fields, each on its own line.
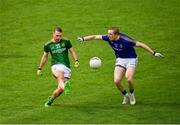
left=36, top=68, right=42, bottom=75
left=77, top=37, right=84, bottom=42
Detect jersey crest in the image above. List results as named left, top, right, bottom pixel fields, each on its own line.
left=61, top=43, right=65, bottom=47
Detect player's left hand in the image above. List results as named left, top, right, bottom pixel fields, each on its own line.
left=37, top=68, right=42, bottom=75
left=74, top=60, right=79, bottom=67
left=153, top=52, right=164, bottom=58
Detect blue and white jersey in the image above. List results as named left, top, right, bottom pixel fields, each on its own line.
left=102, top=33, right=137, bottom=58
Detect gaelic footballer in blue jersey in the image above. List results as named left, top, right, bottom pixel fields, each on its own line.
left=77, top=27, right=163, bottom=105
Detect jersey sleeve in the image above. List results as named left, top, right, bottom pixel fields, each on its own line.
left=121, top=35, right=136, bottom=47
left=102, top=35, right=109, bottom=41
left=44, top=44, right=50, bottom=52
left=126, top=40, right=136, bottom=47
left=66, top=40, right=72, bottom=49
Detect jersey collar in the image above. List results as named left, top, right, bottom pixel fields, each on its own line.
left=51, top=39, right=62, bottom=43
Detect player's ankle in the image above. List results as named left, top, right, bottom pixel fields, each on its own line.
left=122, top=90, right=128, bottom=95
left=130, top=89, right=134, bottom=95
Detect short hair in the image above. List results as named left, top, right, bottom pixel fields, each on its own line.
left=109, top=27, right=120, bottom=35
left=53, top=27, right=62, bottom=33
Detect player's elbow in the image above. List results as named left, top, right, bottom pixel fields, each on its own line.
left=91, top=35, right=97, bottom=40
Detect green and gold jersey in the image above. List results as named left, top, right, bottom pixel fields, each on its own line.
left=44, top=39, right=72, bottom=68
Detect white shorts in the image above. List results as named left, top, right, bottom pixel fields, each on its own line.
left=51, top=64, right=71, bottom=78
left=115, top=58, right=138, bottom=69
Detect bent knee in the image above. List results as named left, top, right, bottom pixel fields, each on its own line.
left=126, top=77, right=133, bottom=83
left=114, top=79, right=121, bottom=85
left=57, top=86, right=64, bottom=92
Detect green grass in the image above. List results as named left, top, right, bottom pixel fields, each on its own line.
left=0, top=0, right=180, bottom=123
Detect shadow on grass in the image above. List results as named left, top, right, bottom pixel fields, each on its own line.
left=51, top=102, right=132, bottom=109
left=51, top=100, right=180, bottom=109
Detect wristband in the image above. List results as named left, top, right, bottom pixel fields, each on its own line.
left=82, top=37, right=84, bottom=41
left=75, top=60, right=79, bottom=62
left=38, top=67, right=42, bottom=70
left=153, top=52, right=156, bottom=55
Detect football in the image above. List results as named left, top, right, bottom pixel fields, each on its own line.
left=89, top=57, right=102, bottom=69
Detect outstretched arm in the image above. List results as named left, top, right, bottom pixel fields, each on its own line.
left=136, top=41, right=163, bottom=57
left=77, top=35, right=103, bottom=42
left=37, top=52, right=48, bottom=75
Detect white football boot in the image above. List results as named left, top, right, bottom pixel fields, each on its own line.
left=122, top=94, right=129, bottom=104
left=130, top=93, right=136, bottom=105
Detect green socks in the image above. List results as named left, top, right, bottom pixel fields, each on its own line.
left=64, top=81, right=71, bottom=95
left=44, top=96, right=54, bottom=107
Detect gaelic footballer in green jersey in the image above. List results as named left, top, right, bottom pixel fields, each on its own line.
left=44, top=39, right=72, bottom=68
left=37, top=27, right=79, bottom=107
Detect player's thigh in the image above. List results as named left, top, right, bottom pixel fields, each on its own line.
left=114, top=66, right=125, bottom=83
left=125, top=58, right=137, bottom=80
left=51, top=64, right=65, bottom=81
left=51, top=70, right=65, bottom=89
left=52, top=68, right=64, bottom=79
left=125, top=67, right=136, bottom=81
